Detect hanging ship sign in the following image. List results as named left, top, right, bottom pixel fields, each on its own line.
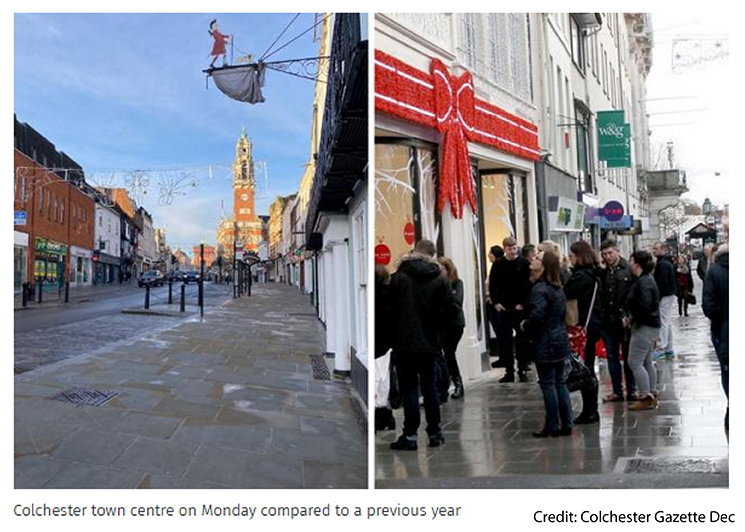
left=203, top=14, right=330, bottom=105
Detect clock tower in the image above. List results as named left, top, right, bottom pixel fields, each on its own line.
left=231, top=128, right=263, bottom=252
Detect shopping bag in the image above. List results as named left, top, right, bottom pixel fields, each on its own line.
left=375, top=350, right=391, bottom=408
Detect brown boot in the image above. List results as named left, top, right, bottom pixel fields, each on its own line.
left=628, top=394, right=657, bottom=411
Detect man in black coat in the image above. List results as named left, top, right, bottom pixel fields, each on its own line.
left=653, top=242, right=677, bottom=357
left=387, top=240, right=461, bottom=450
left=599, top=239, right=637, bottom=401
left=703, top=244, right=729, bottom=431
left=490, top=237, right=532, bottom=382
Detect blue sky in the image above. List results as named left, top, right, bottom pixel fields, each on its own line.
left=14, top=13, right=322, bottom=252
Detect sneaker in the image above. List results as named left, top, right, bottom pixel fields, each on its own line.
left=628, top=394, right=657, bottom=411
left=664, top=350, right=675, bottom=359
left=602, top=392, right=624, bottom=403
left=428, top=433, right=445, bottom=447
left=652, top=350, right=667, bottom=361
left=390, top=435, right=417, bottom=451
left=499, top=373, right=515, bottom=383
left=627, top=392, right=641, bottom=402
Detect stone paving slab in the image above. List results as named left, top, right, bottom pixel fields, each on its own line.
left=376, top=290, right=727, bottom=489
left=15, top=284, right=367, bottom=489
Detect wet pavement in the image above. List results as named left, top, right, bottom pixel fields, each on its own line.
left=15, top=283, right=367, bottom=489
left=376, top=285, right=728, bottom=489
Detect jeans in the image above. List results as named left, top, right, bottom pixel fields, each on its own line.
left=443, top=327, right=464, bottom=379
left=602, top=326, right=636, bottom=396
left=496, top=308, right=529, bottom=374
left=658, top=295, right=675, bottom=352
left=628, top=325, right=660, bottom=395
left=395, top=353, right=441, bottom=438
left=536, top=361, right=574, bottom=431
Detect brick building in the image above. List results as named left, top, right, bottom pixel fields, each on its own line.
left=14, top=118, right=95, bottom=292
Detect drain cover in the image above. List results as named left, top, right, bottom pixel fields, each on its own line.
left=309, top=355, right=331, bottom=380
left=621, top=457, right=725, bottom=474
left=50, top=388, right=118, bottom=407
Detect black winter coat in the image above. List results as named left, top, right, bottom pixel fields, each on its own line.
left=388, top=254, right=461, bottom=355
left=599, top=257, right=632, bottom=329
left=375, top=273, right=390, bottom=359
left=563, top=265, right=602, bottom=329
left=703, top=251, right=729, bottom=359
left=627, top=273, right=661, bottom=329
left=450, top=278, right=466, bottom=329
left=523, top=281, right=570, bottom=363
left=654, top=255, right=677, bottom=298
left=489, top=255, right=531, bottom=309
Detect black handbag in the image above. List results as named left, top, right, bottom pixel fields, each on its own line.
left=565, top=350, right=594, bottom=393
left=686, top=292, right=697, bottom=305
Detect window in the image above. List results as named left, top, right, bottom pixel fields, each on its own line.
left=39, top=187, right=44, bottom=213
left=460, top=14, right=478, bottom=69
left=509, top=13, right=531, bottom=101
left=487, top=14, right=509, bottom=88
left=54, top=195, right=58, bottom=222
left=60, top=200, right=64, bottom=224
left=575, top=103, right=593, bottom=193
left=47, top=190, right=51, bottom=219
left=375, top=140, right=439, bottom=270
left=21, top=175, right=26, bottom=206
left=570, top=16, right=586, bottom=72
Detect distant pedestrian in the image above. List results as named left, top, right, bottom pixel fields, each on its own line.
left=625, top=250, right=661, bottom=411
left=652, top=242, right=677, bottom=358
left=521, top=243, right=537, bottom=262
left=490, top=237, right=532, bottom=382
left=696, top=243, right=715, bottom=281
left=387, top=240, right=461, bottom=450
left=702, top=244, right=729, bottom=431
left=486, top=245, right=505, bottom=364
left=521, top=250, right=573, bottom=437
left=675, top=255, right=694, bottom=316
left=598, top=239, right=637, bottom=402
left=438, top=257, right=466, bottom=399
left=563, top=240, right=602, bottom=424
left=538, top=240, right=571, bottom=286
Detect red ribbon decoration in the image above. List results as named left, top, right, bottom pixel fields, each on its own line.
left=431, top=59, right=477, bottom=219
left=375, top=51, right=540, bottom=220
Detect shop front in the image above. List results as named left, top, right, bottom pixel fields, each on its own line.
left=70, top=246, right=93, bottom=287
left=93, top=251, right=120, bottom=284
left=374, top=51, right=540, bottom=379
left=14, top=231, right=29, bottom=292
left=33, top=238, right=67, bottom=290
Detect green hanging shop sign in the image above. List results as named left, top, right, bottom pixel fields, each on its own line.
left=597, top=110, right=631, bottom=168
left=35, top=237, right=68, bottom=256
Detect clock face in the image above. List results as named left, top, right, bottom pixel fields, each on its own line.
left=241, top=193, right=249, bottom=202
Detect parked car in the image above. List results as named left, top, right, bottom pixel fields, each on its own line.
left=183, top=270, right=201, bottom=284
left=167, top=271, right=184, bottom=282
left=138, top=270, right=165, bottom=287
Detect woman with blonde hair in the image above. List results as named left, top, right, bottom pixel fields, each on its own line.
left=438, top=256, right=466, bottom=399
left=538, top=240, right=571, bottom=285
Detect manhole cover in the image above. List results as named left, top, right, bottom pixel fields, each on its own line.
left=50, top=388, right=118, bottom=407
left=309, top=355, right=331, bottom=380
left=620, top=457, right=724, bottom=474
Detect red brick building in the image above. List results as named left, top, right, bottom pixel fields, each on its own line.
left=192, top=244, right=216, bottom=270
left=14, top=119, right=95, bottom=291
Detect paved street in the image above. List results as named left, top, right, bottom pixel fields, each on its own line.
left=14, top=282, right=233, bottom=374
left=376, top=279, right=728, bottom=489
left=15, top=283, right=367, bottom=489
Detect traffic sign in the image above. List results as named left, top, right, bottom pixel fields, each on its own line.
left=14, top=210, right=27, bottom=226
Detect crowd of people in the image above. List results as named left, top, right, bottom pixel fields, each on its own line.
left=375, top=235, right=729, bottom=450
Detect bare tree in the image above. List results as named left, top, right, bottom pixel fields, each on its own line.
left=658, top=202, right=688, bottom=241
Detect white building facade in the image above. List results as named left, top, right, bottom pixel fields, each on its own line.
left=375, top=13, right=541, bottom=380
left=94, top=203, right=121, bottom=284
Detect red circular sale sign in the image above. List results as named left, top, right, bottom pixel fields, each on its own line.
left=375, top=244, right=391, bottom=265
left=403, top=222, right=415, bottom=245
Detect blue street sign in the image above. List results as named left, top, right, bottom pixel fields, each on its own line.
left=14, top=210, right=27, bottom=226
left=600, top=215, right=633, bottom=230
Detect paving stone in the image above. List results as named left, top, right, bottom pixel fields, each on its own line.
left=14, top=455, right=68, bottom=489
left=43, top=461, right=145, bottom=489
left=51, top=428, right=136, bottom=466
left=113, top=437, right=197, bottom=476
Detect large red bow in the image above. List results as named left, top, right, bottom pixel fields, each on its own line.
left=431, top=59, right=477, bottom=219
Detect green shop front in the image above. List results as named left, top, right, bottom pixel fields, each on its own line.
left=33, top=238, right=67, bottom=289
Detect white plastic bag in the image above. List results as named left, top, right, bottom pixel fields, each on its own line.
left=374, top=350, right=392, bottom=408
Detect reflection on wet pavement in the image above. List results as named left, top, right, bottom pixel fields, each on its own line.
left=376, top=295, right=728, bottom=489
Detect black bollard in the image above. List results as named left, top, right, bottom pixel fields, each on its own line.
left=65, top=281, right=70, bottom=303
left=37, top=280, right=43, bottom=304
left=168, top=279, right=173, bottom=304
left=199, top=280, right=204, bottom=318
left=22, top=283, right=28, bottom=307
left=180, top=283, right=186, bottom=312
left=145, top=285, right=150, bottom=309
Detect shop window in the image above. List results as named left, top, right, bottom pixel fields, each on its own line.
left=14, top=245, right=27, bottom=291
left=375, top=140, right=439, bottom=271
left=479, top=171, right=529, bottom=254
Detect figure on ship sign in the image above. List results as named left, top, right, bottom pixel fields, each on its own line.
left=209, top=19, right=232, bottom=68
